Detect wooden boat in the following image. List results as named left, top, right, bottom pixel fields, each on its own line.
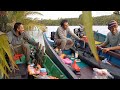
left=43, top=31, right=120, bottom=79
left=94, top=31, right=106, bottom=43
left=71, top=30, right=120, bottom=79
left=6, top=43, right=67, bottom=79
left=43, top=32, right=99, bottom=79
left=94, top=31, right=120, bottom=67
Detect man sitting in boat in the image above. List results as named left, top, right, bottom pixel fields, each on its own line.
left=54, top=19, right=81, bottom=50
left=7, top=22, right=39, bottom=65
left=99, top=20, right=120, bottom=53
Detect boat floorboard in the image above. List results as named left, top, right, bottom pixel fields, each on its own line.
left=79, top=67, right=93, bottom=79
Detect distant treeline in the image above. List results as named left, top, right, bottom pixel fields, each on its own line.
left=39, top=14, right=120, bottom=26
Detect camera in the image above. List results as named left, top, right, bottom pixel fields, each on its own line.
left=74, top=27, right=84, bottom=38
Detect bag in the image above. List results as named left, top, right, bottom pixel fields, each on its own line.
left=71, top=60, right=80, bottom=72
left=92, top=68, right=114, bottom=79
left=60, top=54, right=72, bottom=64
left=51, top=32, right=55, bottom=40
left=13, top=54, right=23, bottom=61
left=61, top=58, right=72, bottom=65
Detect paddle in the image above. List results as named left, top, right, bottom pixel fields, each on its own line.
left=82, top=11, right=101, bottom=65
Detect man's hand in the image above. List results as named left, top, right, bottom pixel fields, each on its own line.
left=80, top=36, right=88, bottom=42
left=102, top=48, right=110, bottom=53
left=67, top=40, right=73, bottom=45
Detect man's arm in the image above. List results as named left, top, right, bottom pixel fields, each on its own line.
left=102, top=46, right=120, bottom=53
left=99, top=42, right=108, bottom=47
left=23, top=32, right=38, bottom=46
left=104, top=38, right=120, bottom=52
left=108, top=46, right=120, bottom=51
left=68, top=28, right=81, bottom=40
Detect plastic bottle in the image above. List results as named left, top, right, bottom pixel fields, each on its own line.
left=72, top=53, right=74, bottom=58
left=37, top=68, right=50, bottom=79
left=75, top=51, right=78, bottom=59
left=58, top=49, right=62, bottom=56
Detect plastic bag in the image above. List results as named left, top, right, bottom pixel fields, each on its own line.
left=92, top=68, right=114, bottom=79
left=13, top=54, right=23, bottom=61
left=71, top=60, right=80, bottom=72
left=102, top=58, right=111, bottom=65
left=62, top=58, right=72, bottom=65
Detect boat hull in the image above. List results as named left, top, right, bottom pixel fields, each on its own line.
left=44, top=31, right=120, bottom=79
left=43, top=33, right=78, bottom=79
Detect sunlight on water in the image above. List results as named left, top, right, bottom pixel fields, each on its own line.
left=27, top=26, right=120, bottom=48
left=27, top=29, right=45, bottom=47
left=45, top=26, right=120, bottom=37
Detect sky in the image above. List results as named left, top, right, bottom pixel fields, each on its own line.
left=27, top=11, right=114, bottom=20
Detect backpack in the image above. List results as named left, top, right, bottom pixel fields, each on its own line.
left=51, top=32, right=55, bottom=40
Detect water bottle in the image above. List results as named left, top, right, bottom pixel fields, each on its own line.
left=58, top=49, right=62, bottom=56
left=37, top=68, right=50, bottom=79
left=75, top=51, right=79, bottom=59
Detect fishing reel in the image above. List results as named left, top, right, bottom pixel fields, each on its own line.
left=74, top=28, right=85, bottom=38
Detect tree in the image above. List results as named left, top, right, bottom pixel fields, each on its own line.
left=0, top=11, right=18, bottom=78
left=113, top=11, right=120, bottom=15
left=0, top=11, right=8, bottom=32
left=7, top=11, right=45, bottom=32
left=0, top=11, right=44, bottom=78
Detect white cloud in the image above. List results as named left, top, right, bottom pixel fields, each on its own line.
left=27, top=11, right=114, bottom=20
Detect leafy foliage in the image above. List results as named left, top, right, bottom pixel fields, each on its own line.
left=0, top=32, right=18, bottom=78
left=6, top=11, right=45, bottom=32
left=82, top=11, right=100, bottom=62
left=40, top=14, right=120, bottom=26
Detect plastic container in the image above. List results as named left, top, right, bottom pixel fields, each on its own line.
left=40, top=68, right=47, bottom=75
left=58, top=49, right=62, bottom=56
left=61, top=58, right=72, bottom=65
left=75, top=51, right=79, bottom=59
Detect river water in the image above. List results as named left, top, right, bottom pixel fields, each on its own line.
left=28, top=26, right=120, bottom=47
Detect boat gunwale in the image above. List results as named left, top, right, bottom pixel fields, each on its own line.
left=43, top=33, right=78, bottom=79
left=78, top=38, right=120, bottom=60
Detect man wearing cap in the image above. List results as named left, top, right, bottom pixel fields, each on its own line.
left=99, top=20, right=120, bottom=53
